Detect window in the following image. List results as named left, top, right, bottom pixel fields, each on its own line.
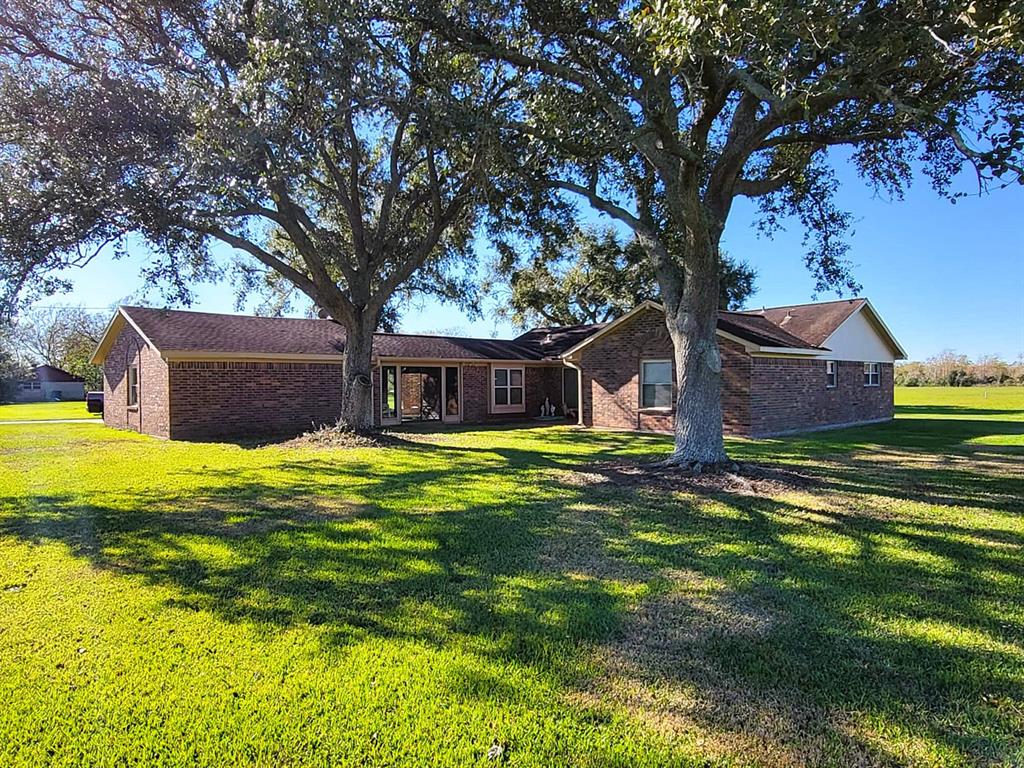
left=492, top=366, right=524, bottom=413
left=864, top=362, right=880, bottom=387
left=641, top=360, right=673, bottom=409
left=826, top=360, right=837, bottom=388
left=381, top=365, right=397, bottom=421
left=127, top=364, right=139, bottom=406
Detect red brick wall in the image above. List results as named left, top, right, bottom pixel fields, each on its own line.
left=460, top=364, right=489, bottom=422
left=574, top=306, right=892, bottom=437
left=447, top=364, right=563, bottom=423
left=576, top=307, right=744, bottom=434
left=525, top=366, right=562, bottom=418
left=102, top=324, right=170, bottom=438
left=579, top=307, right=673, bottom=430
left=721, top=340, right=752, bottom=435
left=749, top=358, right=894, bottom=436
left=167, top=361, right=343, bottom=439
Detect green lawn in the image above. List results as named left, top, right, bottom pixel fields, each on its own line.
left=1, top=388, right=1022, bottom=767
left=0, top=400, right=98, bottom=421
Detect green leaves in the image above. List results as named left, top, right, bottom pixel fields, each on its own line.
left=491, top=225, right=757, bottom=328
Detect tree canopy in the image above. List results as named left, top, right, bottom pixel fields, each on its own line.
left=0, top=0, right=519, bottom=426
left=1, top=0, right=1021, bottom=453
left=491, top=226, right=756, bottom=328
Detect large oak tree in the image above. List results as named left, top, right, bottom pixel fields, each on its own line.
left=423, top=0, right=1024, bottom=465
left=0, top=0, right=514, bottom=428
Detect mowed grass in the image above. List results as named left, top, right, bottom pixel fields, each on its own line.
left=0, top=388, right=1022, bottom=767
left=0, top=400, right=98, bottom=421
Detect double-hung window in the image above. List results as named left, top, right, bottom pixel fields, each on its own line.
left=863, top=362, right=880, bottom=387
left=128, top=364, right=139, bottom=406
left=826, top=360, right=837, bottom=388
left=492, top=367, right=524, bottom=413
left=641, top=360, right=673, bottom=409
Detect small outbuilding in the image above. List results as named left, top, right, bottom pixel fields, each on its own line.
left=15, top=364, right=86, bottom=402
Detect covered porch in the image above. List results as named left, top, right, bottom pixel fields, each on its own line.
left=375, top=360, right=578, bottom=427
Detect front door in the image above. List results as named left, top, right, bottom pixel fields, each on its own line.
left=379, top=364, right=462, bottom=426
left=400, top=366, right=442, bottom=422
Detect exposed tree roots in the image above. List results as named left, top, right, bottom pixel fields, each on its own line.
left=569, top=459, right=819, bottom=496
left=650, top=456, right=739, bottom=474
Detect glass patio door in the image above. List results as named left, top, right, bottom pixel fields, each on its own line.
left=381, top=365, right=400, bottom=426
left=442, top=366, right=461, bottom=423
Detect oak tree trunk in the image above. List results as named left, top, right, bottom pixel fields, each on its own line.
left=664, top=262, right=729, bottom=467
left=338, top=314, right=376, bottom=432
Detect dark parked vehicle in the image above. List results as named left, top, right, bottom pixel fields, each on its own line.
left=86, top=391, right=104, bottom=414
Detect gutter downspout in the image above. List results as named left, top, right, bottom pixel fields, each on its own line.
left=563, top=358, right=585, bottom=427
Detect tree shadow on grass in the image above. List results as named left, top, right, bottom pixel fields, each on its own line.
left=557, top=471, right=1023, bottom=765
left=1, top=419, right=1022, bottom=765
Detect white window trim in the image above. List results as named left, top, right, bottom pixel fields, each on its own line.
left=487, top=366, right=524, bottom=415
left=863, top=361, right=880, bottom=387
left=490, top=365, right=525, bottom=414
left=826, top=360, right=837, bottom=389
left=640, top=358, right=674, bottom=411
left=128, top=364, right=140, bottom=406
left=380, top=364, right=399, bottom=425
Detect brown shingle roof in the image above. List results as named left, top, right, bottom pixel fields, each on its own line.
left=718, top=311, right=823, bottom=349
left=123, top=306, right=346, bottom=356
left=116, top=301, right=830, bottom=363
left=373, top=332, right=548, bottom=361
left=514, top=322, right=612, bottom=357
left=122, top=307, right=549, bottom=361
left=31, top=364, right=85, bottom=382
left=518, top=311, right=823, bottom=355
left=752, top=299, right=866, bottom=347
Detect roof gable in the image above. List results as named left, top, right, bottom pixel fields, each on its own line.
left=557, top=301, right=827, bottom=359
left=29, top=364, right=84, bottom=382
left=755, top=299, right=866, bottom=347
left=755, top=298, right=905, bottom=359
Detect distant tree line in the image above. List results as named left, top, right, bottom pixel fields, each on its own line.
left=896, top=351, right=1024, bottom=387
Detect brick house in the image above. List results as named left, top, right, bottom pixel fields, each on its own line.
left=90, top=298, right=905, bottom=440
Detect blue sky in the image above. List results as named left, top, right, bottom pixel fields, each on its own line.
left=45, top=158, right=1024, bottom=362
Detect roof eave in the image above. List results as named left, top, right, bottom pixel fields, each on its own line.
left=751, top=346, right=830, bottom=357
left=90, top=307, right=163, bottom=365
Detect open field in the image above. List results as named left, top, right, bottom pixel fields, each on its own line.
left=896, top=385, right=1024, bottom=420
left=0, top=387, right=1021, bottom=766
left=0, top=400, right=99, bottom=421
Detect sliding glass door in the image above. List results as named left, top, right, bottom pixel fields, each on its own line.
left=380, top=364, right=462, bottom=425
left=443, top=366, right=460, bottom=423
left=381, top=365, right=399, bottom=426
